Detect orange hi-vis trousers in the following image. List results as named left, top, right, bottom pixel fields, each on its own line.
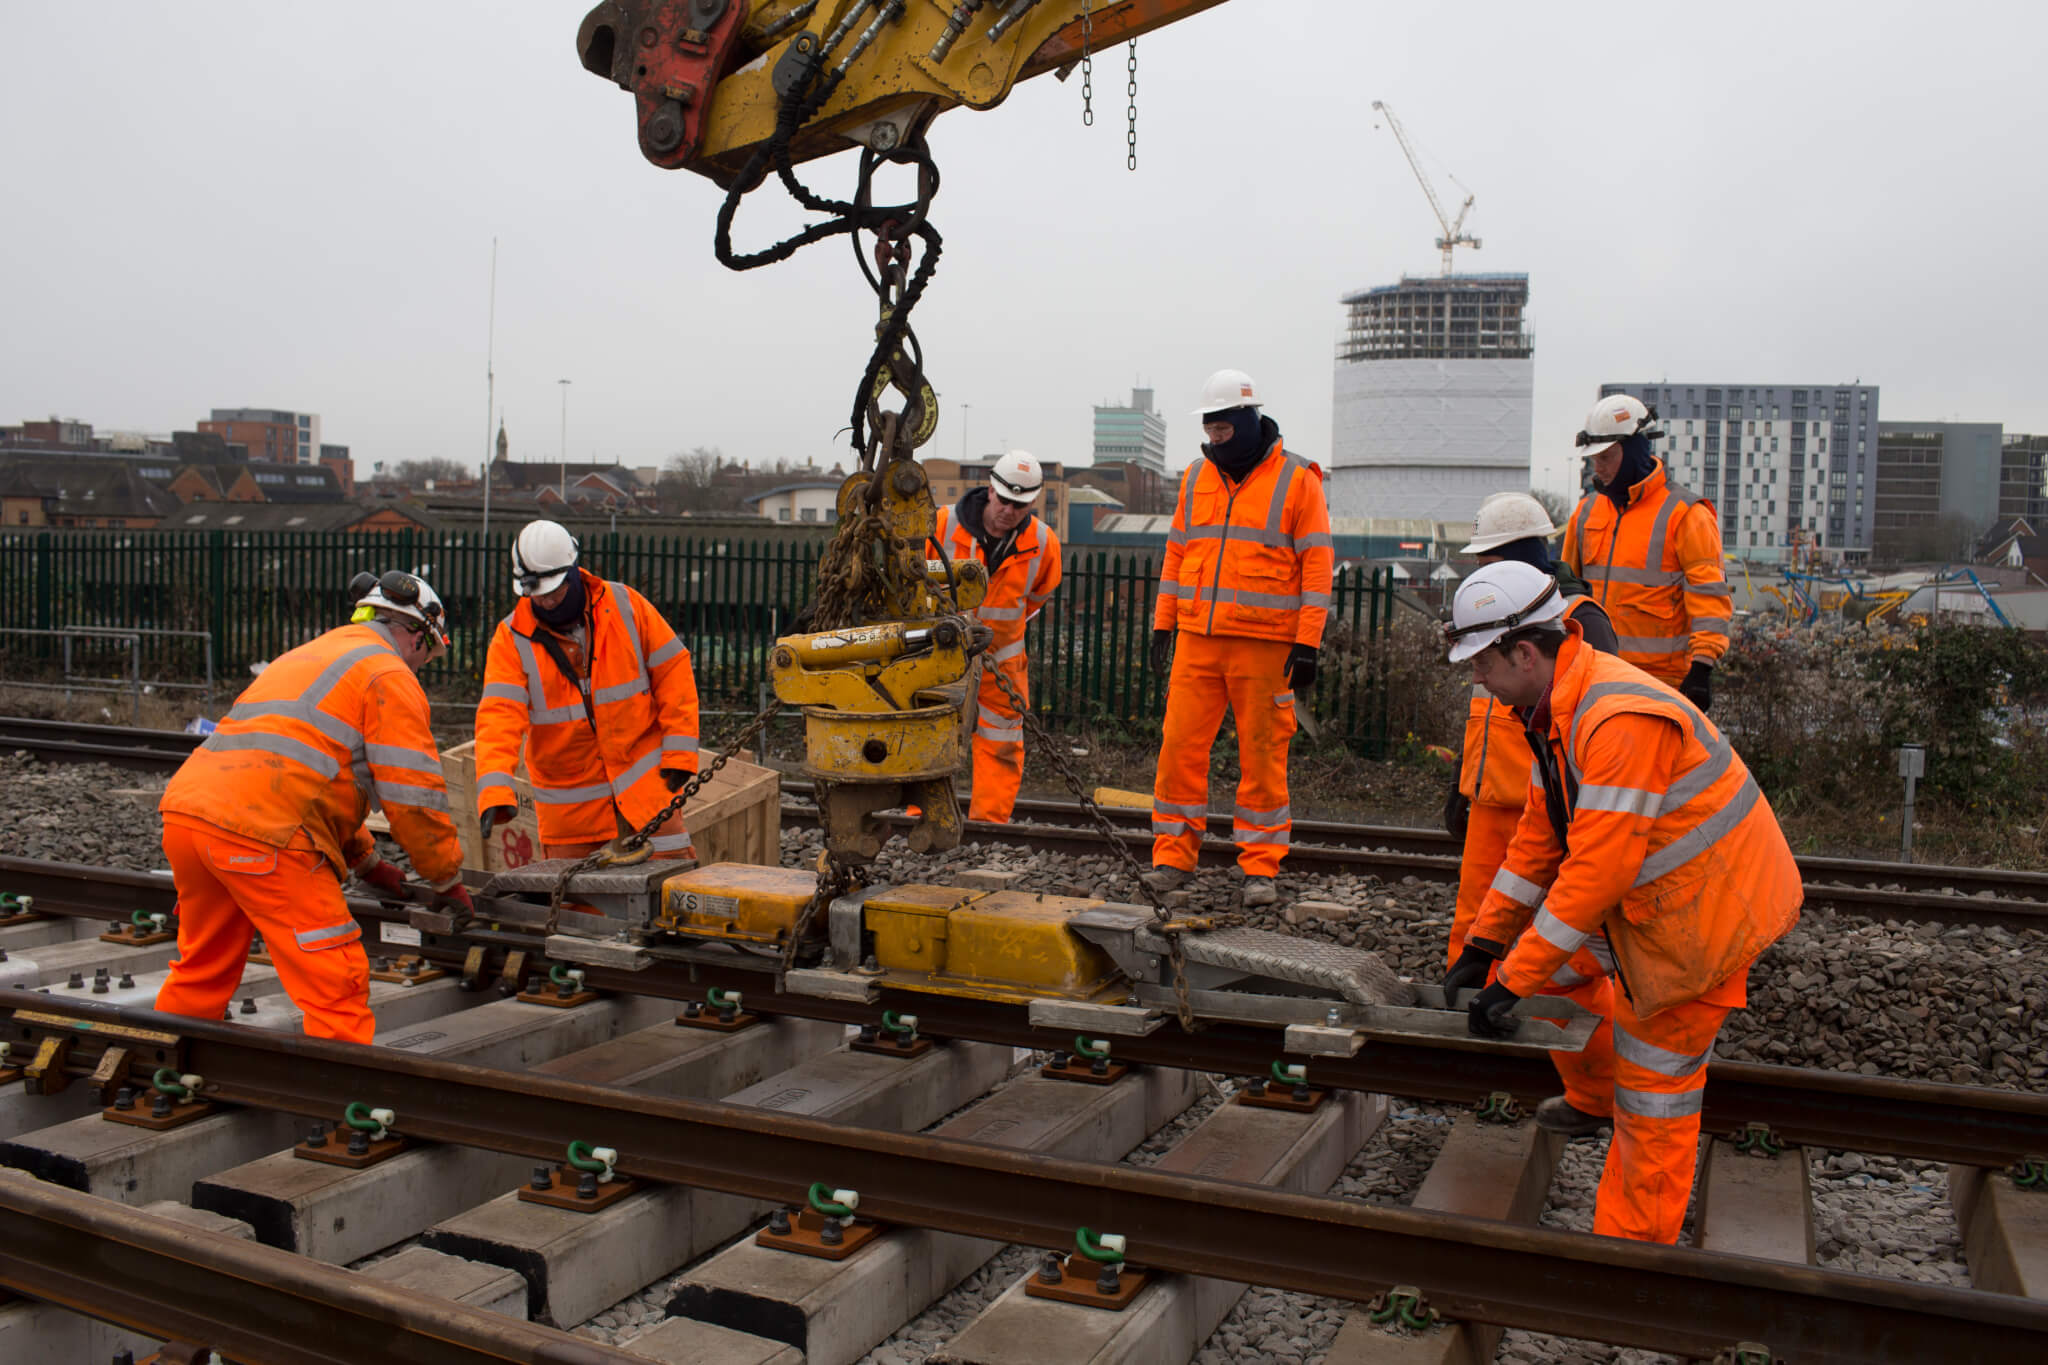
left=156, top=815, right=373, bottom=1044
left=1451, top=800, right=1615, bottom=1121
left=542, top=802, right=695, bottom=862
left=1151, top=633, right=1296, bottom=878
left=969, top=656, right=1027, bottom=823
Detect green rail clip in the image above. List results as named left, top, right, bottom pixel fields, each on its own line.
left=2011, top=1156, right=2048, bottom=1189
left=1368, top=1285, right=1440, bottom=1332
left=1474, top=1091, right=1522, bottom=1124
left=1732, top=1121, right=1784, bottom=1157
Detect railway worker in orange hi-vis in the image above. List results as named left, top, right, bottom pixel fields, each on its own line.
left=1442, top=561, right=1802, bottom=1243
left=1561, top=394, right=1732, bottom=712
left=1443, top=498, right=1621, bottom=1134
left=931, top=450, right=1063, bottom=823
left=156, top=570, right=472, bottom=1044
left=475, top=519, right=702, bottom=861
left=1144, top=369, right=1333, bottom=910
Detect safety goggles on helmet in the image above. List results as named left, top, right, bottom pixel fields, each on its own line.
left=512, top=561, right=574, bottom=595
left=990, top=472, right=1039, bottom=503
left=1441, top=578, right=1560, bottom=645
left=349, top=570, right=450, bottom=650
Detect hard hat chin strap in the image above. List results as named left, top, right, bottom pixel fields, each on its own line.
left=1444, top=580, right=1561, bottom=641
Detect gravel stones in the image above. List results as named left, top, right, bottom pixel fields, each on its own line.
left=0, top=754, right=168, bottom=869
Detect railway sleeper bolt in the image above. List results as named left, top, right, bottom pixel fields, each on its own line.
left=239, top=997, right=256, bottom=1014
left=532, top=1165, right=554, bottom=1191
left=1039, top=1254, right=1064, bottom=1284
left=151, top=1092, right=174, bottom=1119
left=112, top=1086, right=135, bottom=1111
left=117, top=972, right=133, bottom=988
left=1096, top=1264, right=1122, bottom=1294
left=768, top=1207, right=792, bottom=1236
left=306, top=1123, right=329, bottom=1148
left=66, top=971, right=83, bottom=990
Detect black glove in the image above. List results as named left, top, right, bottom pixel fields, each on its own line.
left=662, top=768, right=690, bottom=793
left=1149, top=629, right=1174, bottom=673
left=479, top=805, right=517, bottom=840
left=1442, top=939, right=1500, bottom=996
left=1679, top=661, right=1712, bottom=712
left=1443, top=787, right=1470, bottom=843
left=1284, top=644, right=1319, bottom=692
left=1467, top=978, right=1522, bottom=1040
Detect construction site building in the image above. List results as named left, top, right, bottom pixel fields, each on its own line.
left=1328, top=274, right=1533, bottom=525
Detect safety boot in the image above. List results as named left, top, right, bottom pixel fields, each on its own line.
left=1141, top=865, right=1192, bottom=895
left=1534, top=1096, right=1612, bottom=1137
left=1241, top=876, right=1277, bottom=908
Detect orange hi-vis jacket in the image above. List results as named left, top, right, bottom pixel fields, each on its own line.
left=932, top=505, right=1062, bottom=672
left=1562, top=461, right=1733, bottom=684
left=1470, top=626, right=1801, bottom=1017
left=1459, top=595, right=1609, bottom=807
left=1154, top=440, right=1334, bottom=647
left=161, top=623, right=463, bottom=886
left=475, top=571, right=701, bottom=850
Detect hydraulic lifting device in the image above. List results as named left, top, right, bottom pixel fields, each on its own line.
left=534, top=1, right=1593, bottom=1058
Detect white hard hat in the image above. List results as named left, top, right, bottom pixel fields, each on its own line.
left=1443, top=561, right=1567, bottom=663
left=1576, top=394, right=1661, bottom=459
left=1193, top=368, right=1262, bottom=419
left=989, top=450, right=1044, bottom=504
left=350, top=570, right=451, bottom=658
left=1462, top=492, right=1558, bottom=555
left=512, top=520, right=579, bottom=598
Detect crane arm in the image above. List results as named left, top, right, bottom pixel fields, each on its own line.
left=1370, top=99, right=1451, bottom=235
left=578, top=0, right=1232, bottom=185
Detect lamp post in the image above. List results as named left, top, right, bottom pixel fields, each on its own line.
left=557, top=379, right=571, bottom=498
left=960, top=402, right=971, bottom=460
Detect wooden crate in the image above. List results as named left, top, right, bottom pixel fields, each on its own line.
left=434, top=740, right=780, bottom=873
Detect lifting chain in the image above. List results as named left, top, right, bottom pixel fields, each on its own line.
left=1125, top=39, right=1139, bottom=171
left=543, top=697, right=786, bottom=937
left=978, top=657, right=1235, bottom=1033
left=1078, top=0, right=1093, bottom=127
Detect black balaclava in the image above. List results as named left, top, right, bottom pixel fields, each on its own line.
left=1487, top=535, right=1552, bottom=571
left=1601, top=432, right=1658, bottom=511
left=533, top=568, right=587, bottom=630
left=954, top=487, right=1023, bottom=578
left=1203, top=408, right=1279, bottom=482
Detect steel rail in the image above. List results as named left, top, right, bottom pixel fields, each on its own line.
left=6, top=856, right=2048, bottom=1165
left=0, top=1170, right=644, bottom=1364
left=0, top=716, right=203, bottom=773
left=774, top=802, right=2048, bottom=929
left=2, top=994, right=2043, bottom=1363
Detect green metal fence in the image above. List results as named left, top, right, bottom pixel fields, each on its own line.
left=0, top=531, right=1394, bottom=751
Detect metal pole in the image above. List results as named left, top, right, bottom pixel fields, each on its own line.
left=482, top=237, right=497, bottom=539
left=1898, top=743, right=1925, bottom=863
left=558, top=378, right=572, bottom=494
left=960, top=402, right=971, bottom=459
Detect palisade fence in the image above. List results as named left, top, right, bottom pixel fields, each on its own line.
left=0, top=531, right=1395, bottom=752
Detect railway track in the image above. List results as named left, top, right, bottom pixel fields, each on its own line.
left=0, top=859, right=2046, bottom=1361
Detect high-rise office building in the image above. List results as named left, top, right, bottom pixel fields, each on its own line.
left=203, top=408, right=322, bottom=466
left=1092, top=387, right=1167, bottom=475
left=1597, top=382, right=1880, bottom=564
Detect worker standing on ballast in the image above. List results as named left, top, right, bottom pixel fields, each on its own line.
left=1146, top=369, right=1332, bottom=909
left=475, top=520, right=702, bottom=860
left=932, top=450, right=1063, bottom=823
left=156, top=571, right=470, bottom=1044
left=1562, top=395, right=1731, bottom=711
left=1442, top=561, right=1801, bottom=1243
left=1443, top=496, right=1621, bottom=1132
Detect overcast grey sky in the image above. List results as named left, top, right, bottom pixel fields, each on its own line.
left=5, top=2, right=2044, bottom=499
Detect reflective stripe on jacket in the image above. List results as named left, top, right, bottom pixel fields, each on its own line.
left=1460, top=595, right=1610, bottom=806
left=932, top=506, right=1063, bottom=670
left=1470, top=625, right=1801, bottom=1016
left=474, top=571, right=701, bottom=847
left=1563, top=461, right=1733, bottom=682
left=160, top=623, right=463, bottom=885
left=1152, top=440, right=1334, bottom=647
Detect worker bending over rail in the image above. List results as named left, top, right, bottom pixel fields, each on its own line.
left=931, top=450, right=1063, bottom=822
left=1146, top=369, right=1332, bottom=909
left=1444, top=496, right=1621, bottom=1134
left=475, top=520, right=702, bottom=860
left=157, top=571, right=471, bottom=1043
left=1443, top=561, right=1801, bottom=1242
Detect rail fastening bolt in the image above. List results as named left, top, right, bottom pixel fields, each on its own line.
left=576, top=1171, right=600, bottom=1200
left=768, top=1208, right=792, bottom=1236
left=306, top=1124, right=328, bottom=1147
left=347, top=1130, right=370, bottom=1156
left=1038, top=1254, right=1064, bottom=1284
left=240, top=997, right=257, bottom=1015
left=820, top=1219, right=843, bottom=1247
left=1095, top=1265, right=1122, bottom=1295
left=118, top=973, right=133, bottom=988
left=531, top=1165, right=554, bottom=1191
left=113, top=1087, right=135, bottom=1111
left=151, top=1093, right=173, bottom=1118
left=66, top=972, right=84, bottom=990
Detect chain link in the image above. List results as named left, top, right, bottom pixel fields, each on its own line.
left=542, top=696, right=785, bottom=937
left=1125, top=39, right=1138, bottom=171
left=1078, top=0, right=1093, bottom=126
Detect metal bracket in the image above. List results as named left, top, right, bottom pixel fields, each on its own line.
left=518, top=1163, right=641, bottom=1212
left=1025, top=1252, right=1149, bottom=1310
left=295, top=1120, right=409, bottom=1169
left=22, top=1032, right=73, bottom=1095
left=1367, top=1284, right=1442, bottom=1333
left=497, top=948, right=530, bottom=997
left=755, top=1205, right=885, bottom=1261
left=1731, top=1121, right=1785, bottom=1158
left=370, top=954, right=446, bottom=986
left=457, top=945, right=489, bottom=992
left=1474, top=1091, right=1524, bottom=1125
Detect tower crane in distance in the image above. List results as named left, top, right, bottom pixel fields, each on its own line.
left=1371, top=99, right=1480, bottom=275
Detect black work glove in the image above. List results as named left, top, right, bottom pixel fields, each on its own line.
left=479, top=805, right=517, bottom=840
left=1467, top=978, right=1522, bottom=1040
left=1442, top=939, right=1500, bottom=997
left=1443, top=787, right=1470, bottom=843
left=1149, top=629, right=1174, bottom=673
left=662, top=767, right=690, bottom=793
left=1679, top=661, right=1712, bottom=712
left=1284, top=644, right=1319, bottom=692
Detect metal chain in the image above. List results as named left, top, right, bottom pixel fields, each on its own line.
left=1078, top=0, right=1093, bottom=126
left=1125, top=39, right=1138, bottom=170
left=543, top=696, right=786, bottom=936
left=979, top=659, right=1229, bottom=1032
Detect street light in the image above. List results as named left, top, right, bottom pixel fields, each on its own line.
left=960, top=402, right=971, bottom=460
left=558, top=379, right=571, bottom=499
